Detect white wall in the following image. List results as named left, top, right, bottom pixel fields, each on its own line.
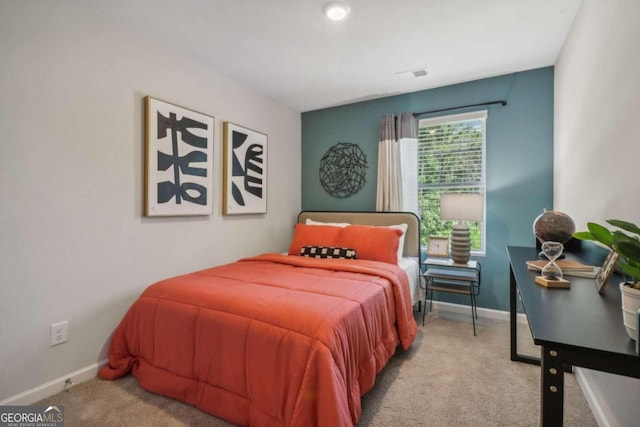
left=0, top=0, right=300, bottom=401
left=555, top=1, right=640, bottom=425
left=555, top=0, right=640, bottom=227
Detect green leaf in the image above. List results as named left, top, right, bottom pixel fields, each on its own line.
left=618, top=261, right=640, bottom=282
left=612, top=231, right=636, bottom=244
left=573, top=231, right=595, bottom=241
left=586, top=223, right=613, bottom=247
left=627, top=258, right=640, bottom=269
left=607, top=219, right=640, bottom=236
left=615, top=238, right=640, bottom=262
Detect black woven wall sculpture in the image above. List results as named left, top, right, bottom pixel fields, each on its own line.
left=319, top=142, right=367, bottom=198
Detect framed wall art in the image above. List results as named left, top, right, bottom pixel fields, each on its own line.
left=144, top=96, right=214, bottom=216
left=223, top=122, right=267, bottom=215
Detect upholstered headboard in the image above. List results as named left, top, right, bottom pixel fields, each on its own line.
left=297, top=211, right=421, bottom=260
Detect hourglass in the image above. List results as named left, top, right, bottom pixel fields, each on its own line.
left=535, top=241, right=570, bottom=288
left=541, top=241, right=564, bottom=280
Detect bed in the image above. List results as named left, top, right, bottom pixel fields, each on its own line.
left=297, top=211, right=423, bottom=308
left=99, top=211, right=420, bottom=426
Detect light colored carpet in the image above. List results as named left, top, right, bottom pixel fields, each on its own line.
left=36, top=312, right=597, bottom=426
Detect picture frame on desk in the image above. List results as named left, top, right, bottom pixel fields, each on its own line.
left=596, top=250, right=619, bottom=294
left=426, top=236, right=449, bottom=258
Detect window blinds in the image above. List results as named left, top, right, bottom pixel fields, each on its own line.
left=418, top=110, right=487, bottom=192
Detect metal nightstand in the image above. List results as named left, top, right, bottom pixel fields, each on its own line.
left=422, top=258, right=481, bottom=335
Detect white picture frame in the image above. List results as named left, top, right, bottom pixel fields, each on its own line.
left=596, top=250, right=619, bottom=294
left=427, top=236, right=450, bottom=258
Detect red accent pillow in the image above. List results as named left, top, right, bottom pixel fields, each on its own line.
left=338, top=225, right=403, bottom=264
left=288, top=224, right=343, bottom=256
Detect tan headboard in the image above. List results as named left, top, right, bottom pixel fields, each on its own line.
left=297, top=211, right=421, bottom=260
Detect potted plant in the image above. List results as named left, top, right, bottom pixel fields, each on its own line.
left=574, top=219, right=640, bottom=340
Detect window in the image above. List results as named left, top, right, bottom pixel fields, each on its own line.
left=418, top=110, right=486, bottom=254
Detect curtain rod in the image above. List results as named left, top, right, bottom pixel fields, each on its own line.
left=413, top=100, right=507, bottom=117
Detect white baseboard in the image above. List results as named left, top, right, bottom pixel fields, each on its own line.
left=426, top=300, right=529, bottom=324
left=0, top=359, right=107, bottom=406
left=574, top=367, right=640, bottom=427
left=575, top=368, right=608, bottom=427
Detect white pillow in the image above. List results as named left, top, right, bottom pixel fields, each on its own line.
left=388, top=223, right=408, bottom=262
left=305, top=218, right=351, bottom=227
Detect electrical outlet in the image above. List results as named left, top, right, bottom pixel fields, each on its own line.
left=50, top=321, right=68, bottom=346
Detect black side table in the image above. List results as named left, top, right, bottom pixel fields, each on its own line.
left=422, top=258, right=481, bottom=335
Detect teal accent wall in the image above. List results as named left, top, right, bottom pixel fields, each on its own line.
left=301, top=67, right=554, bottom=312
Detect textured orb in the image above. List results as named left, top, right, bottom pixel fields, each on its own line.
left=319, top=143, right=367, bottom=198
left=533, top=210, right=576, bottom=244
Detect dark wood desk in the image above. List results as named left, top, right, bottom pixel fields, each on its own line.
left=507, top=246, right=640, bottom=426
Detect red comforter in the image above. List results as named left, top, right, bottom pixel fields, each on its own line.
left=99, top=254, right=417, bottom=426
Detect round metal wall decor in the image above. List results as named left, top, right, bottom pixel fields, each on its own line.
left=319, top=142, right=367, bottom=198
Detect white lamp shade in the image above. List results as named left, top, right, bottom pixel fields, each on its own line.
left=440, top=193, right=484, bottom=222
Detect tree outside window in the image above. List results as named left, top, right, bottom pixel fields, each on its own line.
left=418, top=111, right=486, bottom=253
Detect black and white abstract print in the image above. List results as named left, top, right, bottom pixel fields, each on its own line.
left=145, top=97, right=214, bottom=216
left=223, top=122, right=267, bottom=215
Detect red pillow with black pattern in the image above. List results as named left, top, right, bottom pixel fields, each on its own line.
left=338, top=224, right=403, bottom=264
left=288, top=223, right=343, bottom=256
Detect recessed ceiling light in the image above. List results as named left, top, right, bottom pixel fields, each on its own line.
left=323, top=2, right=351, bottom=21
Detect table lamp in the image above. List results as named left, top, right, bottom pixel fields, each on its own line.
left=440, top=193, right=484, bottom=264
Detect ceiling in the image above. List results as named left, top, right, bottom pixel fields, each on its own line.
left=72, top=0, right=583, bottom=112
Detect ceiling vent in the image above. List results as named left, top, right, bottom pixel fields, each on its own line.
left=395, top=67, right=429, bottom=79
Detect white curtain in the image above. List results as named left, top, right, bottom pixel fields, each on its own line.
left=376, top=115, right=401, bottom=211
left=376, top=113, right=418, bottom=214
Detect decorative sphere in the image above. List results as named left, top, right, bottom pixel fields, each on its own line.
left=533, top=210, right=576, bottom=244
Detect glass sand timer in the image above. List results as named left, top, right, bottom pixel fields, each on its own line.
left=541, top=241, right=564, bottom=281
